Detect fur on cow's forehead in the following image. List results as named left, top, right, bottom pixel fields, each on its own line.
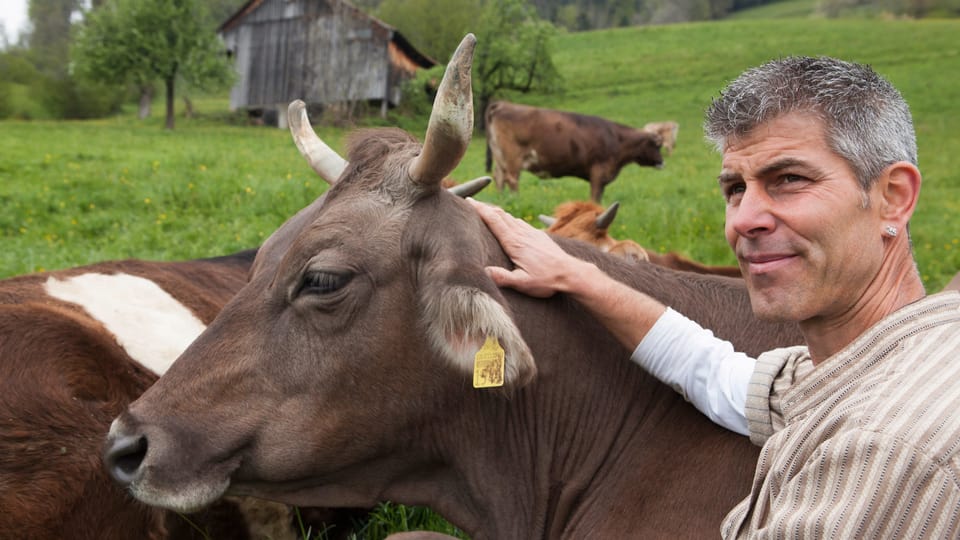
left=259, top=127, right=445, bottom=281
left=336, top=127, right=442, bottom=204
left=270, top=198, right=411, bottom=289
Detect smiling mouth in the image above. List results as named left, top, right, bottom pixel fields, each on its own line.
left=741, top=253, right=796, bottom=275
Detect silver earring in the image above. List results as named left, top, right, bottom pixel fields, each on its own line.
left=884, top=225, right=899, bottom=237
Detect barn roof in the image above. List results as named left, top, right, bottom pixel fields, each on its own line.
left=218, top=0, right=436, bottom=69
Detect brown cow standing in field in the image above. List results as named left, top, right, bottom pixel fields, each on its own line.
left=541, top=200, right=743, bottom=277
left=0, top=250, right=364, bottom=539
left=104, top=35, right=803, bottom=539
left=485, top=100, right=665, bottom=203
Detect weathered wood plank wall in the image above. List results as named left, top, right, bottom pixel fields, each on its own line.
left=221, top=0, right=417, bottom=114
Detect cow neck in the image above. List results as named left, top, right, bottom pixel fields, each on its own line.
left=410, top=271, right=720, bottom=538
left=407, top=239, right=786, bottom=538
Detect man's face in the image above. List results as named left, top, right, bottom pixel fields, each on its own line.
left=719, top=112, right=886, bottom=323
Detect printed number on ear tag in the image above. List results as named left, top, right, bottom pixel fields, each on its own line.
left=473, top=336, right=505, bottom=388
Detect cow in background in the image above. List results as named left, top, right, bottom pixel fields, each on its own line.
left=539, top=200, right=649, bottom=262
left=0, top=250, right=365, bottom=539
left=104, top=35, right=802, bottom=539
left=540, top=200, right=742, bottom=277
left=485, top=100, right=664, bottom=203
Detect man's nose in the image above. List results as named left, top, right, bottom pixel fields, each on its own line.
left=728, top=186, right=776, bottom=238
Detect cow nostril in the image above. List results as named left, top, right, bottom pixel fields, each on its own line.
left=104, top=434, right=148, bottom=485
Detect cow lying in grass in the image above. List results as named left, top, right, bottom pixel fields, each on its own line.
left=0, top=250, right=370, bottom=539
left=540, top=200, right=742, bottom=277
left=104, top=35, right=803, bottom=539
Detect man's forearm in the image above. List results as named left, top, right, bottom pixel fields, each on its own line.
left=559, top=260, right=667, bottom=351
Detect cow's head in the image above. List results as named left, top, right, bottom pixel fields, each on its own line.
left=539, top=200, right=623, bottom=249
left=630, top=129, right=665, bottom=169
left=103, top=34, right=536, bottom=513
left=540, top=201, right=650, bottom=262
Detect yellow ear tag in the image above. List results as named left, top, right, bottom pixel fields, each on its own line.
left=473, top=336, right=505, bottom=388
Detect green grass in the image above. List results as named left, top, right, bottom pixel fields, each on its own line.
left=2, top=17, right=959, bottom=538
left=485, top=18, right=960, bottom=290
left=0, top=114, right=340, bottom=275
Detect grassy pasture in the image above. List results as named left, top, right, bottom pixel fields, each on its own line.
left=3, top=18, right=957, bottom=288
left=1, top=16, right=959, bottom=538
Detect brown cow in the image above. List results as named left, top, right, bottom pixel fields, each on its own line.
left=485, top=100, right=664, bottom=203
left=0, top=250, right=362, bottom=539
left=105, top=35, right=802, bottom=539
left=540, top=200, right=742, bottom=277
left=539, top=200, right=649, bottom=262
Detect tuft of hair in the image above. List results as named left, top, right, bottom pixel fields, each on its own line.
left=549, top=201, right=608, bottom=240
left=546, top=201, right=650, bottom=262
left=422, top=285, right=536, bottom=391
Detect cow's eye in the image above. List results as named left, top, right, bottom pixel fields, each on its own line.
left=298, top=270, right=352, bottom=296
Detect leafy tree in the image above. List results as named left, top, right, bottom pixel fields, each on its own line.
left=473, top=0, right=562, bottom=130
left=376, top=0, right=482, bottom=61
left=72, top=0, right=234, bottom=129
left=206, top=0, right=248, bottom=26
left=0, top=79, right=9, bottom=119
left=27, top=0, right=81, bottom=77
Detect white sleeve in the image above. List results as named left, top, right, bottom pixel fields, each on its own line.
left=630, top=307, right=755, bottom=436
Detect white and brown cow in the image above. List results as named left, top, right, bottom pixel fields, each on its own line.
left=485, top=100, right=665, bottom=203
left=0, top=250, right=364, bottom=539
left=104, top=35, right=802, bottom=539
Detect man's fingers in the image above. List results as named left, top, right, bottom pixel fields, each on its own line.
left=468, top=198, right=512, bottom=232
left=484, top=265, right=511, bottom=285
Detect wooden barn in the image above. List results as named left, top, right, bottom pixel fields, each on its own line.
left=219, top=0, right=436, bottom=126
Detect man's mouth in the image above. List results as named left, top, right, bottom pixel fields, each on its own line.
left=740, top=253, right=797, bottom=275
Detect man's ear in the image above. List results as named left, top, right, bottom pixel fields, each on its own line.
left=879, top=161, right=921, bottom=227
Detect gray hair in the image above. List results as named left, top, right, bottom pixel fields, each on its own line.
left=704, top=56, right=917, bottom=192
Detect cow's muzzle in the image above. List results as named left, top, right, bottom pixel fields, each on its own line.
left=104, top=430, right=148, bottom=486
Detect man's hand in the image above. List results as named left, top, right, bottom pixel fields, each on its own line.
left=468, top=198, right=589, bottom=298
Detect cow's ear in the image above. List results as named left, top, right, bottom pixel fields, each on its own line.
left=420, top=284, right=536, bottom=390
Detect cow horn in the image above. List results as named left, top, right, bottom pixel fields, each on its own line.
left=448, top=176, right=491, bottom=198
left=288, top=100, right=347, bottom=185
left=595, top=201, right=620, bottom=230
left=408, top=33, right=476, bottom=188
left=538, top=214, right=557, bottom=227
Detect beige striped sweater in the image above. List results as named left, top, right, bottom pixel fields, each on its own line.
left=722, top=291, right=960, bottom=539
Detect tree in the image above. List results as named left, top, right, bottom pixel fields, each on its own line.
left=72, top=0, right=234, bottom=129
left=376, top=0, right=482, bottom=61
left=28, top=0, right=81, bottom=77
left=473, top=0, right=562, bottom=130
left=206, top=0, right=247, bottom=26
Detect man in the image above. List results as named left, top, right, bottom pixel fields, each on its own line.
left=469, top=56, right=960, bottom=537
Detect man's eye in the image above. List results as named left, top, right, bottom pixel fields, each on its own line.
left=781, top=173, right=807, bottom=184
left=299, top=271, right=352, bottom=296
left=724, top=183, right=745, bottom=201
